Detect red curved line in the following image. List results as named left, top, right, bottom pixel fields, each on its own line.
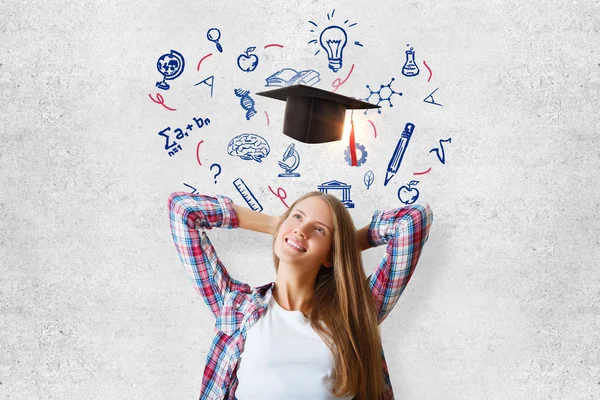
left=197, top=53, right=213, bottom=72
left=331, top=63, right=355, bottom=93
left=265, top=111, right=270, bottom=126
left=367, top=119, right=377, bottom=138
left=267, top=185, right=287, bottom=199
left=148, top=94, right=176, bottom=111
left=148, top=93, right=163, bottom=104
left=264, top=44, right=284, bottom=49
left=423, top=60, right=432, bottom=83
left=196, top=140, right=204, bottom=165
left=413, top=167, right=432, bottom=175
left=268, top=185, right=289, bottom=208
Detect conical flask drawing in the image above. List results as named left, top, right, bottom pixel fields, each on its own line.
left=402, top=47, right=420, bottom=77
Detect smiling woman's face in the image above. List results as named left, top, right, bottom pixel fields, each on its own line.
left=274, top=196, right=334, bottom=269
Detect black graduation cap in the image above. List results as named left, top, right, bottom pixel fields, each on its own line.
left=255, top=84, right=380, bottom=144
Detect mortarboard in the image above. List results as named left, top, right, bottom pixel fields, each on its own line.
left=255, top=84, right=380, bottom=144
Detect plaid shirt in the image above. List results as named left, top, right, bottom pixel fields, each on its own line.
left=168, top=192, right=433, bottom=400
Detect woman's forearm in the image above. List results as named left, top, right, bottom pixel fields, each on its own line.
left=232, top=204, right=277, bottom=234
left=356, top=224, right=372, bottom=252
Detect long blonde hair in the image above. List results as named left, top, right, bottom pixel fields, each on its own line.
left=271, top=191, right=384, bottom=400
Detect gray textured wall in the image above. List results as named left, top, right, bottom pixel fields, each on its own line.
left=1, top=0, right=599, bottom=399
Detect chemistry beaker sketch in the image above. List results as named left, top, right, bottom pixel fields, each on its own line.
left=402, top=47, right=420, bottom=77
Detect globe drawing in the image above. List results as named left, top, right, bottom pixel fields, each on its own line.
left=156, top=50, right=185, bottom=90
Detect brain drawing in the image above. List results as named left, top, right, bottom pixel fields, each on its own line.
left=227, top=133, right=270, bottom=163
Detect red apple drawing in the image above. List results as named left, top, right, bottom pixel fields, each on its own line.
left=237, top=47, right=259, bottom=73
left=398, top=180, right=420, bottom=205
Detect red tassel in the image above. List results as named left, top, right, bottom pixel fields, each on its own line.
left=349, top=120, right=357, bottom=166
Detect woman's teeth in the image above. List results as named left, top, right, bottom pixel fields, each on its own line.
left=286, top=239, right=306, bottom=252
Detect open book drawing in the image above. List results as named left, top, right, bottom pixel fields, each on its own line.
left=265, top=68, right=321, bottom=87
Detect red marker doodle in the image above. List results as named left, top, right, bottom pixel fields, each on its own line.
left=367, top=119, right=377, bottom=138
left=423, top=60, right=432, bottom=83
left=413, top=167, right=432, bottom=175
left=265, top=111, right=270, bottom=126
left=268, top=185, right=289, bottom=208
left=149, top=93, right=176, bottom=111
left=196, top=140, right=204, bottom=166
left=264, top=43, right=284, bottom=49
left=331, top=63, right=355, bottom=93
left=197, top=53, right=213, bottom=72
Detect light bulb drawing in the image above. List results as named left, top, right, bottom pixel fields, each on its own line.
left=319, top=26, right=347, bottom=73
left=307, top=9, right=363, bottom=73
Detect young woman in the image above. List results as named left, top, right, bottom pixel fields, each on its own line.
left=168, top=190, right=433, bottom=400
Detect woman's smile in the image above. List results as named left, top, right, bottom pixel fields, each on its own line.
left=285, top=238, right=307, bottom=252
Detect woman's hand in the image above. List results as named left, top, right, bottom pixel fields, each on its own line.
left=233, top=203, right=279, bottom=234
left=355, top=224, right=372, bottom=252
left=271, top=215, right=283, bottom=235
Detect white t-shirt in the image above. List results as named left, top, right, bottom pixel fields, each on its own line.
left=235, top=295, right=355, bottom=400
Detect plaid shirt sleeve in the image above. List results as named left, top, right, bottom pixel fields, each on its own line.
left=167, top=192, right=251, bottom=319
left=367, top=203, right=434, bottom=325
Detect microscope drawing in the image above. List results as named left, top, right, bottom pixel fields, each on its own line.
left=277, top=143, right=301, bottom=177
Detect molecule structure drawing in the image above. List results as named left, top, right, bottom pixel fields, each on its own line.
left=361, top=77, right=403, bottom=115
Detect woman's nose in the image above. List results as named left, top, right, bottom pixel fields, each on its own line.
left=294, top=225, right=308, bottom=237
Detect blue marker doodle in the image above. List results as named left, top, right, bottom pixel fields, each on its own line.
left=344, top=143, right=368, bottom=166
left=234, top=88, right=257, bottom=120
left=194, top=75, right=214, bottom=97
left=227, top=133, right=270, bottom=163
left=319, top=26, right=347, bottom=73
left=424, top=88, right=443, bottom=106
left=278, top=143, right=301, bottom=177
left=233, top=178, right=263, bottom=212
left=307, top=9, right=362, bottom=73
left=210, top=163, right=222, bottom=183
left=398, top=180, right=420, bottom=205
left=430, top=138, right=452, bottom=164
left=265, top=68, right=321, bottom=87
left=155, top=50, right=185, bottom=90
left=183, top=183, right=198, bottom=194
left=237, top=47, right=259, bottom=73
left=206, top=28, right=223, bottom=53
left=402, top=45, right=420, bottom=77
left=384, top=122, right=415, bottom=186
left=317, top=180, right=355, bottom=208
left=361, top=78, right=403, bottom=115
left=363, top=170, right=374, bottom=190
left=157, top=116, right=211, bottom=157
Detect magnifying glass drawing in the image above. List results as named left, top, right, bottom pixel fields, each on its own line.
left=207, top=28, right=223, bottom=53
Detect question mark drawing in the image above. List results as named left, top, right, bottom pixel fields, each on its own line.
left=210, top=163, right=222, bottom=183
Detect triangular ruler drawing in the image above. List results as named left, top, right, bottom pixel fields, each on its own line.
left=194, top=75, right=214, bottom=97
left=423, top=88, right=442, bottom=106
